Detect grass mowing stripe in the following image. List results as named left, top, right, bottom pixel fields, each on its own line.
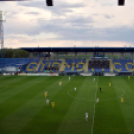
left=0, top=76, right=47, bottom=104
left=0, top=76, right=134, bottom=134
left=91, top=76, right=98, bottom=134
left=111, top=76, right=134, bottom=134
left=19, top=76, right=69, bottom=134
left=93, top=76, right=129, bottom=134
left=20, top=77, right=86, bottom=134
left=56, top=77, right=95, bottom=134
left=0, top=76, right=24, bottom=89
left=0, top=76, right=17, bottom=81
left=38, top=76, right=68, bottom=101
left=0, top=76, right=23, bottom=84
left=0, top=76, right=29, bottom=92
left=0, top=76, right=27, bottom=85
left=0, top=77, right=63, bottom=134
left=54, top=77, right=89, bottom=134
left=0, top=77, right=54, bottom=121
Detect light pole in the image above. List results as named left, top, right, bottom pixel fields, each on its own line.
left=0, top=11, right=6, bottom=72
left=0, top=11, right=6, bottom=58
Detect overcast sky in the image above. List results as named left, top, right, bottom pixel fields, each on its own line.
left=0, top=0, right=134, bottom=48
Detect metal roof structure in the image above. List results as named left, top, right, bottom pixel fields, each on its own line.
left=20, top=47, right=134, bottom=53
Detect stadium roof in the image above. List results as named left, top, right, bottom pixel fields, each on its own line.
left=20, top=47, right=134, bottom=53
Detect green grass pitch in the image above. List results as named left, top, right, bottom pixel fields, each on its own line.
left=0, top=76, right=134, bottom=134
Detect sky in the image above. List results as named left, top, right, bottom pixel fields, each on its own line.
left=0, top=0, right=134, bottom=48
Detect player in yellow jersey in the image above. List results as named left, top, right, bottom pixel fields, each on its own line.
left=51, top=101, right=55, bottom=108
left=44, top=91, right=48, bottom=98
left=109, top=83, right=111, bottom=87
left=121, top=97, right=124, bottom=102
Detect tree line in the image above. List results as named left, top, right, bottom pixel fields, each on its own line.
left=0, top=49, right=30, bottom=58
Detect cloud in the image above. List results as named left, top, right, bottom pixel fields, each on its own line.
left=24, top=11, right=39, bottom=15
left=4, top=37, right=134, bottom=48
left=17, top=0, right=46, bottom=9
left=104, top=14, right=114, bottom=19
left=1, top=0, right=134, bottom=48
left=4, top=17, right=134, bottom=44
left=18, top=0, right=85, bottom=9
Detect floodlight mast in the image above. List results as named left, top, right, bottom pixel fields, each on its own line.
left=0, top=11, right=6, bottom=58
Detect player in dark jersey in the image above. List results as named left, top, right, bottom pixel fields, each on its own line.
left=100, top=87, right=101, bottom=92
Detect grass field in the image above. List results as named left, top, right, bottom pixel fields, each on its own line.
left=0, top=76, right=134, bottom=134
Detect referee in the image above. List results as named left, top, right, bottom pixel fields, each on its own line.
left=100, top=87, right=101, bottom=92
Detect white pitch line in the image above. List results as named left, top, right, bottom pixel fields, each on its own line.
left=91, top=78, right=98, bottom=134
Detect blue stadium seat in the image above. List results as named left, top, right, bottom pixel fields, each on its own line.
left=113, top=59, right=133, bottom=72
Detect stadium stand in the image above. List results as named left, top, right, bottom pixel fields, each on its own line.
left=63, top=59, right=86, bottom=72
left=1, top=58, right=134, bottom=73
left=88, top=59, right=110, bottom=72
left=25, top=59, right=40, bottom=72
left=1, top=47, right=134, bottom=75
left=0, top=58, right=30, bottom=72
left=113, top=59, right=134, bottom=72
left=37, top=59, right=62, bottom=72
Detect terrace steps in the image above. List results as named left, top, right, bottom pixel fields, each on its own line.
left=60, top=59, right=65, bottom=71
left=36, top=58, right=44, bottom=71
left=109, top=59, right=113, bottom=72
left=84, top=59, right=89, bottom=72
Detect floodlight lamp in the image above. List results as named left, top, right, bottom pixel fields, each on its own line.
left=0, top=11, right=6, bottom=21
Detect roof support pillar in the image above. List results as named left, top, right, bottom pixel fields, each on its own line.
left=121, top=52, right=124, bottom=59
left=30, top=52, right=33, bottom=58
left=75, top=52, right=77, bottom=59
left=44, top=52, right=46, bottom=59
left=131, top=52, right=133, bottom=59
left=66, top=52, right=68, bottom=59
left=48, top=52, right=50, bottom=59
left=85, top=52, right=87, bottom=59
left=38, top=52, right=40, bottom=58
left=56, top=52, right=58, bottom=59
left=94, top=52, right=95, bottom=57
left=112, top=52, right=113, bottom=59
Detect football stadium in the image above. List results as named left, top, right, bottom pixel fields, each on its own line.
left=1, top=0, right=134, bottom=134
left=0, top=47, right=134, bottom=134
